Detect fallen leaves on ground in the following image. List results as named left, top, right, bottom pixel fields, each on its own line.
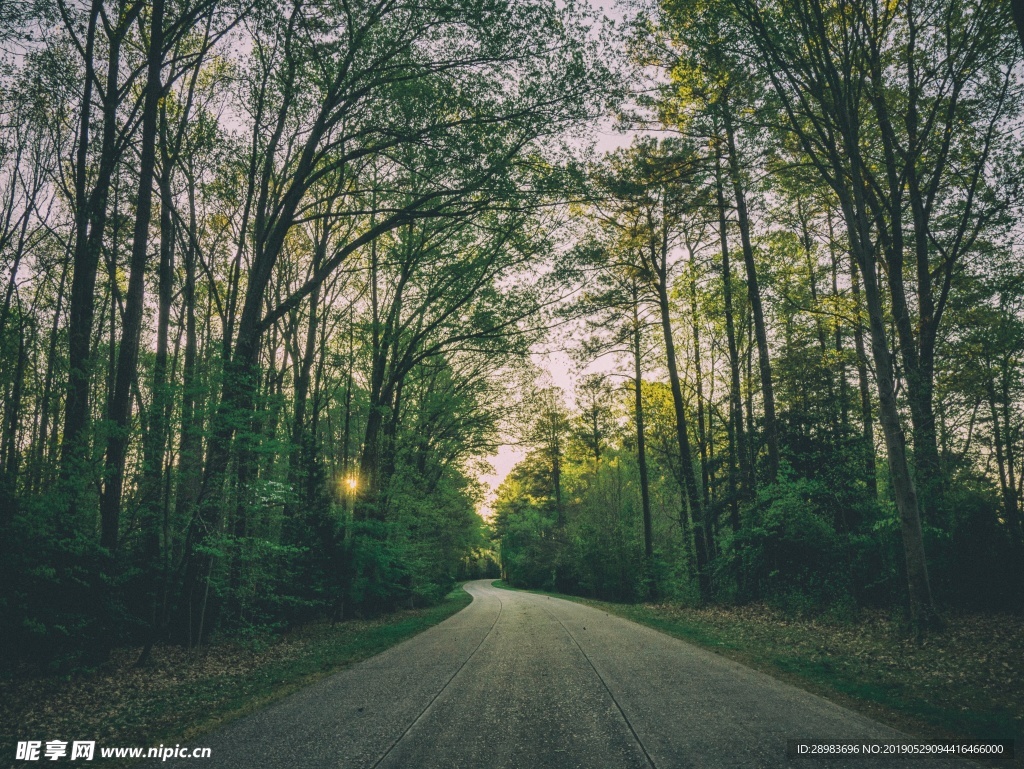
left=626, top=602, right=1023, bottom=741
left=0, top=612, right=424, bottom=752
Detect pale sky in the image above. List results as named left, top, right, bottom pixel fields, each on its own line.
left=474, top=0, right=639, bottom=515
left=476, top=351, right=576, bottom=513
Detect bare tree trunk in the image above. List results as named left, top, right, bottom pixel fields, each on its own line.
left=1013, top=0, right=1024, bottom=49
left=722, top=106, right=779, bottom=483
left=839, top=188, right=939, bottom=633
left=690, top=265, right=711, bottom=509
left=650, top=219, right=711, bottom=602
left=98, top=0, right=166, bottom=551
left=716, top=154, right=750, bottom=523
left=827, top=215, right=849, bottom=430
left=996, top=360, right=1023, bottom=543
left=341, top=308, right=355, bottom=495
left=988, top=380, right=1015, bottom=529
left=33, top=255, right=68, bottom=494
left=849, top=255, right=878, bottom=498
left=61, top=0, right=139, bottom=489
left=1, top=320, right=27, bottom=490
left=632, top=280, right=654, bottom=588
left=59, top=0, right=102, bottom=480
left=174, top=162, right=203, bottom=527
left=136, top=143, right=175, bottom=666
left=286, top=240, right=323, bottom=524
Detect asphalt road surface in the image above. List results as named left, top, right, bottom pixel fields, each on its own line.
left=159, top=581, right=980, bottom=768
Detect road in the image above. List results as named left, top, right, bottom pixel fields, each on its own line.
left=160, top=581, right=979, bottom=768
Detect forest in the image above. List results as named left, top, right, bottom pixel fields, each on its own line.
left=0, top=0, right=1022, bottom=675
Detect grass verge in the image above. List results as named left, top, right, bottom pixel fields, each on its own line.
left=2, top=586, right=472, bottom=766
left=492, top=581, right=1022, bottom=748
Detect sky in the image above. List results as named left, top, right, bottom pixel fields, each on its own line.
left=472, top=0, right=650, bottom=507
left=476, top=352, right=575, bottom=515
left=473, top=0, right=643, bottom=512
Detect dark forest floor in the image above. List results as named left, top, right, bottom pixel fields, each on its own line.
left=1, top=588, right=472, bottom=767
left=494, top=583, right=1023, bottom=748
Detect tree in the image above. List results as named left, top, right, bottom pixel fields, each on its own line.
left=173, top=0, right=612, bottom=640
left=557, top=235, right=660, bottom=586
left=716, top=0, right=1018, bottom=630
left=595, top=139, right=713, bottom=601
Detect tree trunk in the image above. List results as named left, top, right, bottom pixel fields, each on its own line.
left=997, top=360, right=1022, bottom=542
left=174, top=167, right=204, bottom=528
left=632, top=280, right=654, bottom=583
left=136, top=145, right=175, bottom=665
left=716, top=154, right=750, bottom=522
left=287, top=244, right=323, bottom=523
left=1013, top=0, right=1024, bottom=50
left=849, top=255, right=878, bottom=498
left=839, top=189, right=939, bottom=633
left=650, top=223, right=711, bottom=602
left=341, top=309, right=355, bottom=498
left=98, top=0, right=165, bottom=550
left=988, top=380, right=1015, bottom=529
left=61, top=3, right=124, bottom=489
left=722, top=106, right=779, bottom=483
left=690, top=264, right=711, bottom=508
left=33, top=254, right=68, bottom=494
left=827, top=215, right=849, bottom=430
left=2, top=322, right=26, bottom=489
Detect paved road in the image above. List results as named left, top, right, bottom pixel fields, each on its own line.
left=161, top=581, right=979, bottom=768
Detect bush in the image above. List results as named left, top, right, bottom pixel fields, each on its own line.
left=0, top=495, right=130, bottom=673
left=733, top=475, right=853, bottom=614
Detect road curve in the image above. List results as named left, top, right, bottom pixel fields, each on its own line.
left=158, top=581, right=974, bottom=768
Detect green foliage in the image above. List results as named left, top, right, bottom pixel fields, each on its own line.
left=733, top=475, right=850, bottom=614
left=492, top=460, right=560, bottom=590
left=0, top=496, right=128, bottom=673
left=493, top=436, right=652, bottom=602
left=0, top=0, right=619, bottom=671
left=928, top=483, right=1024, bottom=610
left=2, top=0, right=1022, bottom=684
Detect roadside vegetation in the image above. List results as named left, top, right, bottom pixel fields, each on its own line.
left=0, top=0, right=608, bottom=676
left=0, top=588, right=471, bottom=766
